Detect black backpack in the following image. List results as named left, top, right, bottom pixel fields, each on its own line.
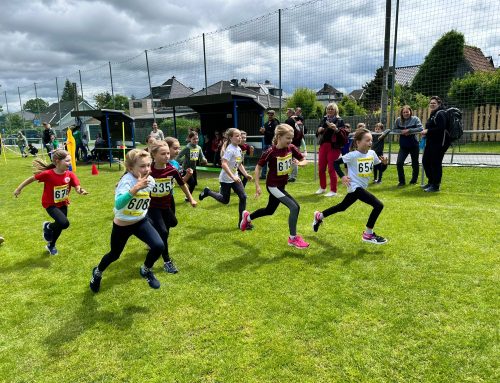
left=439, top=107, right=463, bottom=145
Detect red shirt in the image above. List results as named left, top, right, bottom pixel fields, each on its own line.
left=239, top=143, right=251, bottom=158
left=34, top=169, right=80, bottom=208
left=257, top=144, right=303, bottom=187
left=150, top=164, right=184, bottom=209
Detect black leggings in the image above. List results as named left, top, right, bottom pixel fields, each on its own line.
left=46, top=205, right=69, bottom=246
left=147, top=207, right=178, bottom=262
left=186, top=171, right=198, bottom=194
left=397, top=145, right=420, bottom=183
left=97, top=218, right=164, bottom=272
left=422, top=140, right=450, bottom=186
left=322, top=187, right=383, bottom=229
left=373, top=163, right=387, bottom=181
left=250, top=186, right=300, bottom=236
left=206, top=181, right=247, bottom=224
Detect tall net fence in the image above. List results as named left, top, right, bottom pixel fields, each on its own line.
left=1, top=0, right=499, bottom=166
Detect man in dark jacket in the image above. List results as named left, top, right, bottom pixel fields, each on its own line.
left=42, top=122, right=56, bottom=159
left=259, top=110, right=279, bottom=179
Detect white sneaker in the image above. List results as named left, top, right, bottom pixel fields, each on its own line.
left=315, top=188, right=326, bottom=195
left=324, top=191, right=337, bottom=197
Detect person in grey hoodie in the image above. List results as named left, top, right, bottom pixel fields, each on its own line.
left=392, top=105, right=423, bottom=186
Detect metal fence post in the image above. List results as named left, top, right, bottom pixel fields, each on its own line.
left=108, top=61, right=115, bottom=110
left=203, top=33, right=208, bottom=95
left=145, top=50, right=155, bottom=122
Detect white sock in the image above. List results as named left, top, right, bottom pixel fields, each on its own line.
left=289, top=235, right=296, bottom=240
left=365, top=228, right=373, bottom=234
left=247, top=215, right=251, bottom=222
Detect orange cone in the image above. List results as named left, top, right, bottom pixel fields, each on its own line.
left=91, top=164, right=99, bottom=175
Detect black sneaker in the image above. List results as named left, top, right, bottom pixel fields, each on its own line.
left=409, top=179, right=418, bottom=185
left=421, top=183, right=431, bottom=189
left=397, top=182, right=405, bottom=187
left=199, top=187, right=210, bottom=201
left=362, top=232, right=388, bottom=244
left=424, top=184, right=440, bottom=192
left=312, top=211, right=323, bottom=232
left=140, top=266, right=161, bottom=289
left=42, top=221, right=53, bottom=243
left=288, top=177, right=296, bottom=182
left=45, top=244, right=58, bottom=256
left=164, top=261, right=178, bottom=274
left=89, top=267, right=102, bottom=293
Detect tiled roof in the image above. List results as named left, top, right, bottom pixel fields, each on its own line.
left=149, top=76, right=194, bottom=99
left=316, top=83, right=341, bottom=95
left=463, top=46, right=495, bottom=72
left=394, top=65, right=420, bottom=86
left=349, top=89, right=365, bottom=101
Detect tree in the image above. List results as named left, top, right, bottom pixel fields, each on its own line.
left=60, top=79, right=77, bottom=102
left=390, top=84, right=429, bottom=111
left=23, top=98, right=49, bottom=113
left=361, top=67, right=384, bottom=111
left=338, top=96, right=367, bottom=117
left=411, top=30, right=465, bottom=100
left=93, top=92, right=129, bottom=112
left=286, top=88, right=324, bottom=119
left=448, top=70, right=500, bottom=108
left=5, top=114, right=29, bottom=132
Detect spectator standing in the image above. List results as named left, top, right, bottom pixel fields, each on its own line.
left=42, top=122, right=56, bottom=159
left=421, top=96, right=450, bottom=192
left=393, top=105, right=423, bottom=186
left=17, top=131, right=28, bottom=157
left=259, top=110, right=280, bottom=179
left=150, top=122, right=165, bottom=141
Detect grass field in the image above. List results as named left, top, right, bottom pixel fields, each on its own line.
left=0, top=152, right=499, bottom=383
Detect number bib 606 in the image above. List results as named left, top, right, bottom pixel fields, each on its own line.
left=53, top=184, right=69, bottom=203
left=357, top=158, right=374, bottom=177
left=276, top=153, right=292, bottom=176
left=151, top=177, right=173, bottom=197
left=124, top=191, right=150, bottom=216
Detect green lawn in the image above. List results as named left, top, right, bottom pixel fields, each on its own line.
left=0, top=152, right=499, bottom=382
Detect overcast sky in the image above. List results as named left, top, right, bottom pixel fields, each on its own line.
left=1, top=0, right=499, bottom=111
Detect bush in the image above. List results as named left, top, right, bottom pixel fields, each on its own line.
left=448, top=70, right=500, bottom=107
left=286, top=88, right=324, bottom=119
left=159, top=117, right=200, bottom=142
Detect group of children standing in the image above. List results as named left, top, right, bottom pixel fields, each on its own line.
left=13, top=121, right=389, bottom=293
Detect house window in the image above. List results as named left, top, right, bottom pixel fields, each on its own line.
left=133, top=101, right=142, bottom=108
left=153, top=101, right=161, bottom=108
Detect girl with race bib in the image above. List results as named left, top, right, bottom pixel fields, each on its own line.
left=312, top=128, right=388, bottom=244
left=89, top=149, right=164, bottom=293
left=177, top=131, right=207, bottom=197
left=13, top=149, right=88, bottom=256
left=199, top=128, right=253, bottom=228
left=148, top=141, right=197, bottom=274
left=240, top=124, right=309, bottom=249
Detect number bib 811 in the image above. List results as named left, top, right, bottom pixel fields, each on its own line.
left=124, top=191, right=150, bottom=216
left=151, top=177, right=173, bottom=197
left=357, top=157, right=374, bottom=177
left=53, top=184, right=69, bottom=203
left=276, top=153, right=292, bottom=176
left=190, top=149, right=199, bottom=161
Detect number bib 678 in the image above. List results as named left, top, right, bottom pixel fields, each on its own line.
left=276, top=153, right=292, bottom=176
left=53, top=184, right=69, bottom=203
left=124, top=191, right=150, bottom=216
left=151, top=177, right=173, bottom=197
left=357, top=158, right=374, bottom=177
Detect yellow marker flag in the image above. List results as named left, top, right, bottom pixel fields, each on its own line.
left=66, top=128, right=77, bottom=172
left=0, top=133, right=6, bottom=164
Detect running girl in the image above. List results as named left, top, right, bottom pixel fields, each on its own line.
left=240, top=124, right=309, bottom=249
left=149, top=141, right=197, bottom=274
left=89, top=149, right=164, bottom=292
left=199, top=128, right=253, bottom=227
left=13, top=149, right=88, bottom=255
left=177, top=131, right=208, bottom=196
left=312, top=128, right=388, bottom=244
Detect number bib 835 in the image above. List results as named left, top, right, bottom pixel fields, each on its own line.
left=357, top=157, right=374, bottom=177
left=276, top=153, right=292, bottom=176
left=53, top=184, right=69, bottom=203
left=151, top=177, right=173, bottom=197
left=124, top=191, right=150, bottom=216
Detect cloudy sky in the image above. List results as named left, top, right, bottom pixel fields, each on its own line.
left=1, top=0, right=499, bottom=111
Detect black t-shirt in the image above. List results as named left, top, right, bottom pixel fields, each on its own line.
left=263, top=118, right=280, bottom=145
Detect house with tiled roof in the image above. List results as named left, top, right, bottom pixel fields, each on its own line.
left=38, top=99, right=97, bottom=136
left=348, top=89, right=365, bottom=102
left=316, top=83, right=344, bottom=106
left=394, top=45, right=495, bottom=86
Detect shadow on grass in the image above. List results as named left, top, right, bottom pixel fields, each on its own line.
left=0, top=254, right=52, bottom=273
left=44, top=292, right=149, bottom=357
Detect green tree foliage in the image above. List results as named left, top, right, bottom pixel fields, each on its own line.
left=93, top=92, right=129, bottom=112
left=159, top=117, right=200, bottom=137
left=23, top=98, right=49, bottom=113
left=448, top=70, right=500, bottom=108
left=390, top=84, right=429, bottom=111
left=5, top=114, right=30, bottom=132
left=60, top=79, right=79, bottom=102
left=286, top=88, right=324, bottom=118
left=411, top=30, right=465, bottom=99
left=361, top=67, right=383, bottom=111
left=338, top=96, right=367, bottom=117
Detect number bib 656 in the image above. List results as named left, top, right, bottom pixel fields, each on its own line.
left=124, top=191, right=150, bottom=216
left=151, top=177, right=173, bottom=197
left=357, top=158, right=374, bottom=177
left=53, top=184, right=69, bottom=203
left=276, top=153, right=292, bottom=176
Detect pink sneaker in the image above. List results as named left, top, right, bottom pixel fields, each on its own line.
left=240, top=210, right=251, bottom=231
left=288, top=235, right=309, bottom=249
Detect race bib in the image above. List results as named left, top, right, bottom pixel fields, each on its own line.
left=190, top=149, right=199, bottom=161
left=357, top=157, right=374, bottom=177
left=53, top=184, right=69, bottom=203
left=123, top=191, right=150, bottom=216
left=276, top=153, right=292, bottom=176
left=151, top=177, right=173, bottom=197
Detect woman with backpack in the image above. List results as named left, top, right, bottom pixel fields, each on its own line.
left=421, top=96, right=451, bottom=192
